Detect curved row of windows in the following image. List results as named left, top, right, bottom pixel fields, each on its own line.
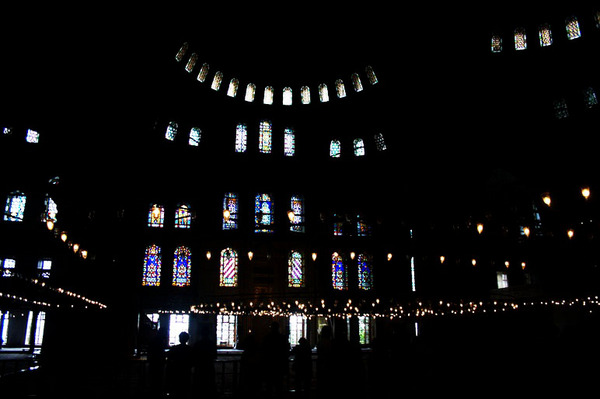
left=175, top=42, right=378, bottom=106
left=142, top=245, right=374, bottom=290
left=2, top=127, right=40, bottom=143
left=2, top=191, right=57, bottom=225
left=491, top=11, right=599, bottom=53
left=553, top=86, right=598, bottom=119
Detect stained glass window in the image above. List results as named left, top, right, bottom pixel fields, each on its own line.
left=172, top=246, right=192, bottom=287
left=319, top=84, right=329, bottom=102
left=333, top=222, right=343, bottom=236
left=175, top=42, right=188, bottom=62
left=4, top=192, right=26, bottom=222
left=220, top=248, right=238, bottom=287
left=584, top=87, right=598, bottom=109
left=565, top=16, right=581, bottom=40
left=289, top=195, right=304, bottom=233
left=357, top=253, right=373, bottom=290
left=37, top=260, right=52, bottom=279
left=491, top=34, right=502, bottom=53
left=284, top=128, right=295, bottom=157
left=223, top=192, right=238, bottom=230
left=185, top=53, right=198, bottom=72
left=301, top=86, right=311, bottom=104
left=259, top=120, right=272, bottom=154
left=351, top=73, right=363, bottom=92
left=3, top=127, right=12, bottom=135
left=335, top=79, right=347, bottom=98
left=235, top=123, right=247, bottom=153
left=330, top=140, right=341, bottom=158
left=514, top=28, right=527, bottom=50
left=26, top=129, right=39, bottom=143
left=366, top=66, right=378, bottom=85
left=354, top=138, right=365, bottom=156
left=175, top=204, right=192, bottom=229
left=165, top=121, right=178, bottom=141
left=358, top=316, right=371, bottom=344
left=288, top=251, right=305, bottom=288
left=143, top=244, right=162, bottom=286
left=264, top=86, right=274, bottom=105
left=1, top=259, right=16, bottom=278
left=357, top=219, right=372, bottom=237
left=255, top=193, right=274, bottom=233
left=211, top=71, right=223, bottom=91
left=283, top=87, right=293, bottom=105
left=374, top=133, right=387, bottom=151
left=43, top=195, right=58, bottom=224
left=197, top=63, right=209, bottom=83
left=245, top=83, right=256, bottom=102
left=189, top=127, right=201, bottom=146
left=538, top=24, right=553, bottom=47
left=148, top=204, right=164, bottom=228
left=554, top=99, right=569, bottom=119
left=332, top=252, right=347, bottom=290
left=227, top=78, right=239, bottom=97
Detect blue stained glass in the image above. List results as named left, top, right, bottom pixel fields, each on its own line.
left=332, top=252, right=347, bottom=290
left=143, top=245, right=161, bottom=286
left=172, top=246, right=191, bottom=287
left=255, top=193, right=274, bottom=233
left=358, top=253, right=373, bottom=290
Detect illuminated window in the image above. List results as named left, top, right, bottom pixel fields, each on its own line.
left=497, top=272, right=509, bottom=289
left=332, top=252, right=348, bottom=290
left=245, top=83, right=256, bottom=102
left=596, top=10, right=600, bottom=28
left=301, top=86, right=311, bottom=104
left=211, top=71, right=223, bottom=91
left=259, top=120, right=272, bottom=154
left=283, top=87, right=293, bottom=105
left=288, top=251, right=305, bottom=288
left=353, top=138, right=365, bottom=156
left=554, top=99, right=569, bottom=119
left=143, top=245, right=162, bottom=286
left=366, top=66, right=378, bottom=85
left=227, top=78, right=239, bottom=97
left=319, top=84, right=329, bottom=102
left=357, top=253, right=373, bottom=290
left=25, top=311, right=46, bottom=346
left=284, top=128, right=295, bottom=157
left=172, top=246, right=192, bottom=287
left=584, top=87, right=598, bottom=109
left=185, top=53, right=198, bottom=72
left=197, top=63, right=210, bottom=83
left=491, top=34, right=502, bottom=53
left=222, top=192, right=238, bottom=230
left=538, top=24, right=553, bottom=46
left=169, top=314, right=189, bottom=346
left=175, top=42, right=188, bottom=62
left=374, top=133, right=387, bottom=151
left=1, top=259, right=15, bottom=278
left=514, top=28, right=527, bottom=50
left=255, top=193, right=274, bottom=233
left=235, top=123, right=247, bottom=153
left=217, top=314, right=237, bottom=347
left=175, top=204, right=192, bottom=229
left=358, top=316, right=372, bottom=345
left=3, top=127, right=12, bottom=135
left=335, top=79, right=347, bottom=98
left=189, top=127, right=201, bottom=146
left=26, top=129, right=39, bottom=143
left=43, top=195, right=58, bottom=224
left=330, top=140, right=341, bottom=158
left=165, top=121, right=178, bottom=141
left=357, top=218, right=371, bottom=237
left=289, top=314, right=307, bottom=346
left=4, top=192, right=26, bottom=222
left=289, top=195, right=305, bottom=233
left=220, top=248, right=238, bottom=287
left=148, top=204, right=164, bottom=228
left=351, top=73, right=363, bottom=92
left=36, top=260, right=52, bottom=279
left=565, top=16, right=581, bottom=40
left=333, top=221, right=343, bottom=236
left=264, top=86, right=274, bottom=105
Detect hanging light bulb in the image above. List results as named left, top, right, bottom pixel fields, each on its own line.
left=60, top=232, right=68, bottom=242
left=440, top=255, right=445, bottom=264
left=223, top=209, right=231, bottom=222
left=542, top=193, right=552, bottom=207
left=387, top=253, right=393, bottom=261
left=350, top=252, right=356, bottom=260
left=521, top=262, right=526, bottom=270
left=505, top=261, right=510, bottom=268
left=287, top=210, right=295, bottom=222
left=311, top=252, right=317, bottom=261
left=582, top=187, right=591, bottom=200
left=471, top=258, right=477, bottom=266
left=523, top=226, right=531, bottom=237
left=206, top=251, right=212, bottom=260
left=477, top=223, right=484, bottom=234
left=46, top=220, right=54, bottom=231
left=248, top=251, right=254, bottom=261
left=567, top=229, right=574, bottom=239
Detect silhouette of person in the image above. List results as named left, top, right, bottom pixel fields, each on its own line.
left=192, top=324, right=218, bottom=398
left=166, top=331, right=194, bottom=399
left=290, top=337, right=313, bottom=396
left=261, top=321, right=291, bottom=398
left=237, top=333, right=261, bottom=398
left=315, top=325, right=334, bottom=398
left=147, top=327, right=169, bottom=397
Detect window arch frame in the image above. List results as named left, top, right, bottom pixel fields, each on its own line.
left=220, top=248, right=239, bottom=287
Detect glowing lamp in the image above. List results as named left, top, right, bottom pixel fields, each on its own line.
left=542, top=193, right=551, bottom=207
left=46, top=220, right=54, bottom=231
left=582, top=187, right=591, bottom=200
left=505, top=261, right=510, bottom=268
left=287, top=210, right=295, bottom=222
left=60, top=232, right=68, bottom=242
left=387, top=253, right=393, bottom=261
left=311, top=252, right=317, bottom=261
left=248, top=251, right=254, bottom=261
left=477, top=223, right=484, bottom=234
left=73, top=243, right=80, bottom=253
left=567, top=229, right=574, bottom=239
left=206, top=251, right=212, bottom=260
left=523, top=226, right=531, bottom=237
left=440, top=256, right=445, bottom=264
left=471, top=259, right=477, bottom=266
left=223, top=209, right=231, bottom=222
left=350, top=252, right=356, bottom=260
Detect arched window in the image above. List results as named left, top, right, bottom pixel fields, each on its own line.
left=283, top=87, right=293, bottom=106
left=366, top=66, right=378, bottom=85
left=319, top=84, right=329, bottom=102
left=165, top=121, right=178, bottom=141
left=584, top=87, right=598, bottom=109
left=175, top=204, right=192, bottom=229
left=223, top=192, right=238, bottom=230
left=289, top=195, right=305, bottom=233
left=259, top=120, right=272, bottom=154
left=565, top=16, right=582, bottom=40
left=335, top=79, right=347, bottom=98
left=351, top=73, right=363, bottom=92
left=284, top=128, right=295, bottom=157
left=175, top=42, right=188, bottom=62
left=172, top=246, right=191, bottom=287
left=255, top=193, right=274, bottom=233
left=332, top=252, right=347, bottom=290
left=245, top=83, right=256, bottom=102
left=553, top=99, right=569, bottom=119
left=491, top=34, right=503, bottom=53
left=288, top=251, right=305, bottom=288
left=197, top=63, right=210, bottom=83
left=227, top=78, right=239, bottom=97
left=235, top=123, right=247, bottom=153
left=211, top=71, right=223, bottom=91
left=4, top=191, right=26, bottom=222
left=142, top=244, right=161, bottom=286
left=374, top=133, right=387, bottom=151
left=43, top=195, right=58, bottom=225
left=148, top=204, right=164, bottom=228
left=514, top=28, right=527, bottom=50
left=189, top=127, right=201, bottom=146
left=357, top=253, right=373, bottom=290
left=264, top=86, right=274, bottom=105
left=301, top=86, right=311, bottom=104
left=220, top=248, right=238, bottom=287
left=538, top=24, right=553, bottom=47
left=185, top=53, right=198, bottom=72
left=353, top=138, right=365, bottom=156
left=330, top=140, right=341, bottom=158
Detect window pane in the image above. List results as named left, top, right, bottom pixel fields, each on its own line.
left=223, top=192, right=238, bottom=230
left=4, top=192, right=26, bottom=222
left=259, top=120, right=272, bottom=154
left=330, top=140, right=341, bottom=158
left=332, top=252, right=347, bottom=290
left=148, top=204, right=164, bottom=228
left=220, top=248, right=238, bottom=287
left=211, top=71, right=223, bottom=91
left=264, top=86, right=274, bottom=105
left=245, top=83, right=256, bottom=102
left=283, top=87, right=293, bottom=105
left=284, top=128, right=295, bottom=157
left=288, top=251, right=304, bottom=288
left=189, top=127, right=201, bottom=146
left=255, top=193, right=274, bottom=233
left=172, top=246, right=191, bottom=287
left=235, top=123, right=247, bottom=153
left=358, top=253, right=373, bottom=290
left=566, top=16, right=581, bottom=40
left=143, top=245, right=162, bottom=286
left=165, top=121, right=178, bottom=141
left=169, top=314, right=190, bottom=346
left=290, top=195, right=304, bottom=233
left=175, top=204, right=191, bottom=229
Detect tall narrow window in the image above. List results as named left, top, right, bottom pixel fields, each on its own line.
left=335, top=79, right=347, bottom=98
left=175, top=42, right=189, bottom=62
left=289, top=195, right=305, bottom=233
left=169, top=314, right=190, bottom=346
left=584, top=87, right=598, bottom=109
left=227, top=78, right=239, bottom=97
left=26, top=129, right=39, bottom=143
left=255, top=193, right=274, bottom=233
left=410, top=256, right=416, bottom=292
left=245, top=83, right=256, bottom=102
left=43, top=195, right=58, bottom=225
left=330, top=140, right=341, bottom=158
left=538, top=24, right=553, bottom=47
left=491, top=34, right=503, bottom=53
left=353, top=138, right=365, bottom=156
left=357, top=218, right=371, bottom=237
left=223, top=192, right=238, bottom=230
left=565, top=16, right=582, bottom=40
left=497, top=271, right=509, bottom=289
left=165, top=121, right=178, bottom=141
left=289, top=315, right=307, bottom=346
left=554, top=99, right=569, bottom=119
left=197, top=63, right=210, bottom=83
left=259, top=120, right=272, bottom=154
left=211, top=71, right=223, bottom=91
left=185, top=53, right=198, bottom=72
left=37, top=260, right=52, bottom=279
left=189, top=127, right=201, bottom=146
left=175, top=204, right=192, bottom=229
left=283, top=87, right=293, bottom=105
left=217, top=314, right=238, bottom=347
left=374, top=133, right=387, bottom=151
left=358, top=316, right=372, bottom=345
left=351, top=73, right=363, bottom=92
left=148, top=204, right=165, bottom=228
left=235, top=123, right=248, bottom=153
left=143, top=244, right=162, bottom=286
left=319, top=84, right=329, bottom=102
left=366, top=66, right=378, bottom=85
left=514, top=28, right=527, bottom=50
left=284, top=128, right=295, bottom=157
left=172, top=246, right=192, bottom=287
left=357, top=253, right=373, bottom=290
left=4, top=192, right=26, bottom=222
left=288, top=250, right=305, bottom=288
left=1, top=259, right=16, bottom=277
left=264, top=86, right=274, bottom=105
left=220, top=248, right=238, bottom=287
left=332, top=252, right=348, bottom=290
left=301, top=86, right=311, bottom=104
